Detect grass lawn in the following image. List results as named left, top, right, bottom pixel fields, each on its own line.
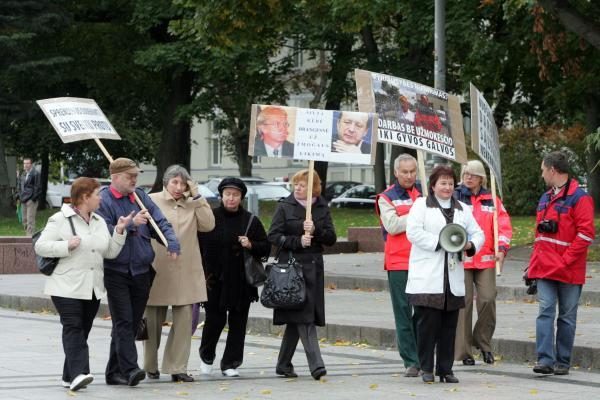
left=3, top=203, right=599, bottom=256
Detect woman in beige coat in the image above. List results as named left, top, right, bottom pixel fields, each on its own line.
left=143, top=165, right=215, bottom=382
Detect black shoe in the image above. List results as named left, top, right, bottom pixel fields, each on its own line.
left=127, top=368, right=146, bottom=386
left=462, top=357, right=475, bottom=366
left=106, top=375, right=128, bottom=386
left=421, top=372, right=434, bottom=383
left=171, top=373, right=194, bottom=382
left=276, top=369, right=298, bottom=378
left=481, top=351, right=495, bottom=364
left=147, top=371, right=160, bottom=379
left=533, top=363, right=554, bottom=375
left=439, top=374, right=459, bottom=383
left=404, top=366, right=420, bottom=377
left=554, top=366, right=570, bottom=375
left=311, top=367, right=327, bottom=380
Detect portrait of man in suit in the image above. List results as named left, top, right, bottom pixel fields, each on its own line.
left=254, top=106, right=294, bottom=158
left=331, top=111, right=371, bottom=155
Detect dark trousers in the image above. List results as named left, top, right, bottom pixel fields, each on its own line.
left=277, top=323, right=324, bottom=374
left=388, top=271, right=419, bottom=368
left=414, top=306, right=459, bottom=375
left=199, top=303, right=250, bottom=371
left=51, top=294, right=100, bottom=382
left=104, top=269, right=153, bottom=379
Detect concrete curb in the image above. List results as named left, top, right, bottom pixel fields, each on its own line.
left=2, top=293, right=598, bottom=370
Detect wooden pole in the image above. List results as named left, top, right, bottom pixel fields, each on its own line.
left=93, top=138, right=169, bottom=247
left=305, top=160, right=315, bottom=230
left=490, top=173, right=501, bottom=276
left=417, top=150, right=428, bottom=197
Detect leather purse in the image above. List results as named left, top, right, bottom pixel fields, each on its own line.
left=243, top=214, right=267, bottom=287
left=32, top=216, right=76, bottom=276
left=260, top=237, right=306, bottom=310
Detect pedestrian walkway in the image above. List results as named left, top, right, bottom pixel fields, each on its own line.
left=0, top=308, right=599, bottom=400
left=1, top=250, right=599, bottom=370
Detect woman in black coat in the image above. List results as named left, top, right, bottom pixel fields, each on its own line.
left=267, top=169, right=337, bottom=380
left=198, top=178, right=271, bottom=377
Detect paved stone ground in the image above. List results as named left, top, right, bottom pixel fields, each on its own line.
left=1, top=308, right=599, bottom=400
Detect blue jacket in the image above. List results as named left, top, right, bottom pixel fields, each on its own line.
left=97, top=186, right=180, bottom=276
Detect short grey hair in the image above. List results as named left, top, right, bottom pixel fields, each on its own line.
left=162, top=165, right=191, bottom=187
left=394, top=153, right=417, bottom=171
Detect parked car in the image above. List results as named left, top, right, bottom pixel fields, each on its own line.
left=264, top=181, right=294, bottom=192
left=323, top=181, right=362, bottom=201
left=197, top=184, right=221, bottom=208
left=246, top=183, right=290, bottom=200
left=46, top=178, right=111, bottom=207
left=204, top=176, right=267, bottom=194
left=329, top=184, right=377, bottom=208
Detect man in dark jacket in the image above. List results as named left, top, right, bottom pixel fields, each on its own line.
left=97, top=158, right=180, bottom=387
left=19, top=158, right=42, bottom=236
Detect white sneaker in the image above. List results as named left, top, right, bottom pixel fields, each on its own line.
left=200, top=360, right=213, bottom=375
left=70, top=374, right=93, bottom=391
left=222, top=369, right=239, bottom=377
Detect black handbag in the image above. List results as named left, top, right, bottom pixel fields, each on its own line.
left=260, top=237, right=306, bottom=310
left=32, top=216, right=76, bottom=276
left=243, top=214, right=267, bottom=287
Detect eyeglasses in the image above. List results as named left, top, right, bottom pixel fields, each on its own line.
left=261, top=121, right=289, bottom=129
left=463, top=173, right=481, bottom=179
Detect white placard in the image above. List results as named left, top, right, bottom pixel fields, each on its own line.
left=37, top=97, right=120, bottom=143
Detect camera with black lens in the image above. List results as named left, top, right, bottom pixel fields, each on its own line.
left=537, top=219, right=558, bottom=234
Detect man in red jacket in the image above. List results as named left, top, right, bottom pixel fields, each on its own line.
left=528, top=151, right=595, bottom=376
left=375, top=154, right=422, bottom=377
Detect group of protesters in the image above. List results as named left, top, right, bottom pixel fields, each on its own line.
left=33, top=148, right=594, bottom=391
left=377, top=151, right=594, bottom=383
left=34, top=158, right=334, bottom=391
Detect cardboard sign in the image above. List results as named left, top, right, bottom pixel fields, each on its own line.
left=249, top=104, right=377, bottom=165
left=470, top=83, right=502, bottom=195
left=355, top=69, right=467, bottom=164
left=36, top=97, right=120, bottom=143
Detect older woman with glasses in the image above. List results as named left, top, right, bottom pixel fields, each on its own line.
left=143, top=165, right=215, bottom=382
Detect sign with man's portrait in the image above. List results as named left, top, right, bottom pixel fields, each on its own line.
left=355, top=69, right=467, bottom=164
left=36, top=97, right=121, bottom=143
left=470, top=83, right=502, bottom=195
left=249, top=104, right=376, bottom=165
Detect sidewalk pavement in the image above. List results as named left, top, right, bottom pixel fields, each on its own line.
left=4, top=308, right=600, bottom=400
left=1, top=249, right=600, bottom=370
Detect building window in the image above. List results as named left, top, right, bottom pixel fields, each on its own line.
left=293, top=36, right=303, bottom=68
left=211, top=134, right=222, bottom=166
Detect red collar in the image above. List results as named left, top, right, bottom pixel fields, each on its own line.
left=110, top=185, right=135, bottom=203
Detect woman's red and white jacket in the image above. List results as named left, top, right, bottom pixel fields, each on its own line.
left=454, top=184, right=512, bottom=270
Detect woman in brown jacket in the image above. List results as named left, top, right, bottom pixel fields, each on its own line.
left=143, top=165, right=215, bottom=382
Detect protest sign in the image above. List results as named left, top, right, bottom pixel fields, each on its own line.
left=248, top=104, right=377, bottom=165
left=355, top=69, right=467, bottom=164
left=36, top=97, right=120, bottom=143
left=470, top=83, right=502, bottom=196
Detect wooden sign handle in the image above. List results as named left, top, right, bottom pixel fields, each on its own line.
left=491, top=173, right=501, bottom=276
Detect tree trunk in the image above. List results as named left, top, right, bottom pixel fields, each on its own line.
left=585, top=94, right=600, bottom=212
left=539, top=0, right=600, bottom=51
left=360, top=26, right=386, bottom=192
left=0, top=134, right=13, bottom=217
left=153, top=71, right=194, bottom=191
left=236, top=137, right=252, bottom=177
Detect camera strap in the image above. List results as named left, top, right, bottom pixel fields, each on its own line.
left=541, top=177, right=571, bottom=223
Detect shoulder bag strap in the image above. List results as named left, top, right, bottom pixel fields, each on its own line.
left=67, top=216, right=77, bottom=236
left=244, top=214, right=254, bottom=236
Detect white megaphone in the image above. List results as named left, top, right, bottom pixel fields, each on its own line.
left=439, top=223, right=467, bottom=253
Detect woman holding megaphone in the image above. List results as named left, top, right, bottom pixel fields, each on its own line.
left=406, top=165, right=484, bottom=384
